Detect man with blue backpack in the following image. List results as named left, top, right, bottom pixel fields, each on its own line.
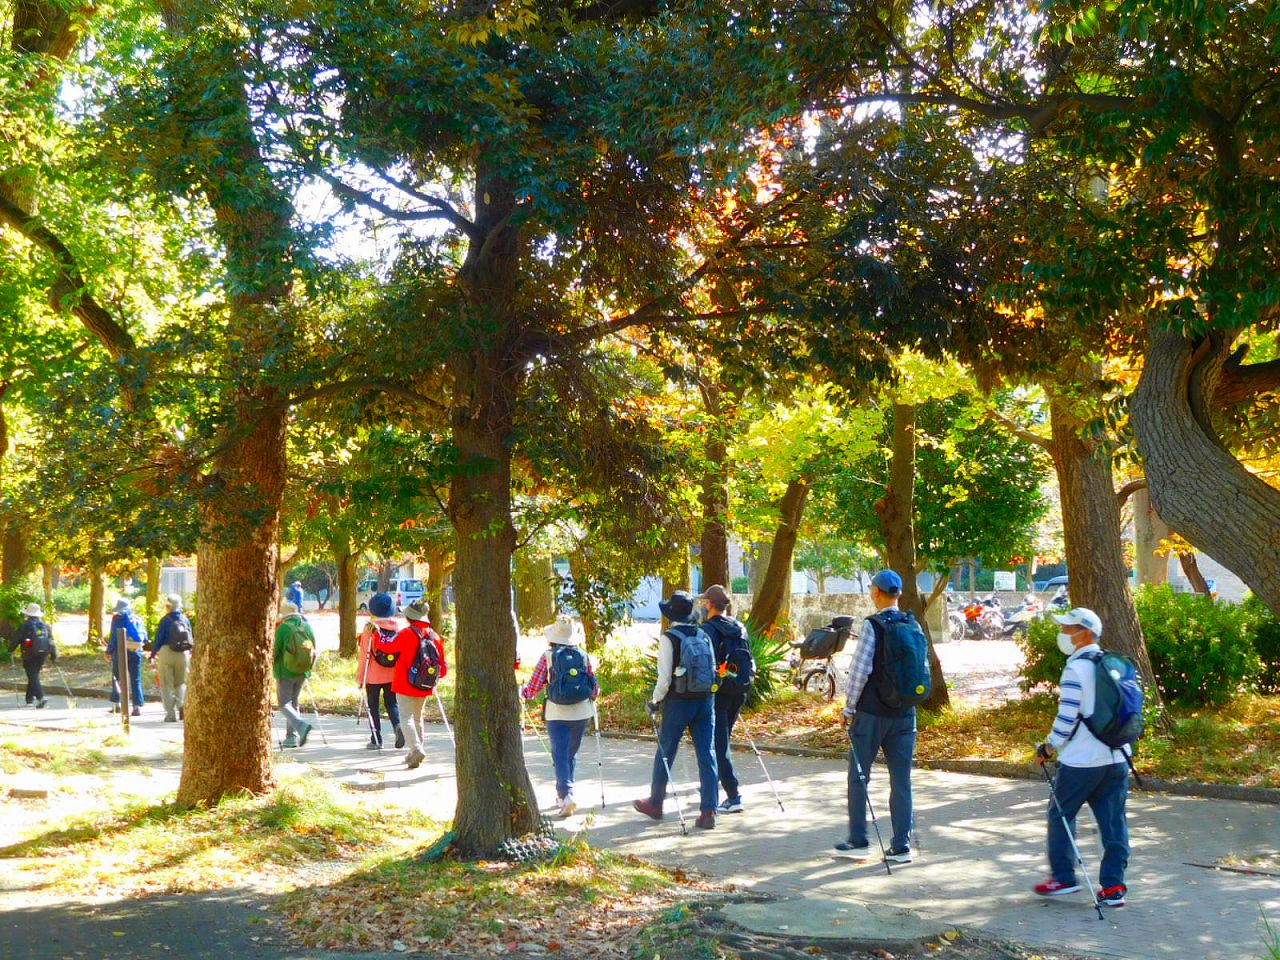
left=1033, top=607, right=1137, bottom=909
left=634, top=590, right=719, bottom=830
left=836, top=569, right=930, bottom=865
left=106, top=599, right=148, bottom=717
left=696, top=584, right=754, bottom=815
left=521, top=618, right=598, bottom=818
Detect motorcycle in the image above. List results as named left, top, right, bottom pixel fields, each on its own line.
left=962, top=596, right=1004, bottom=639
left=998, top=594, right=1041, bottom=638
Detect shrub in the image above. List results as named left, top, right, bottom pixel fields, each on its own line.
left=740, top=615, right=790, bottom=709
left=1136, top=585, right=1261, bottom=706
left=52, top=584, right=92, bottom=614
left=0, top=583, right=42, bottom=631
left=1242, top=594, right=1280, bottom=695
left=1017, top=617, right=1062, bottom=693
left=730, top=576, right=750, bottom=594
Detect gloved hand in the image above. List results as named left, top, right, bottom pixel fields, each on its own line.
left=1035, top=742, right=1055, bottom=765
left=645, top=700, right=660, bottom=718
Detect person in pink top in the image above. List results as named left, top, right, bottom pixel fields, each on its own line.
left=387, top=601, right=447, bottom=769
left=356, top=592, right=404, bottom=751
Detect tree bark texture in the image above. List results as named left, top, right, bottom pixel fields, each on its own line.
left=872, top=404, right=948, bottom=712
left=514, top=549, right=556, bottom=631
left=698, top=384, right=730, bottom=589
left=1047, top=396, right=1164, bottom=710
left=88, top=565, right=103, bottom=645
left=1179, top=551, right=1211, bottom=595
left=1133, top=488, right=1170, bottom=587
left=1, top=519, right=30, bottom=586
left=749, top=478, right=808, bottom=638
left=145, top=556, right=161, bottom=621
left=424, top=547, right=453, bottom=624
left=337, top=549, right=358, bottom=658
left=42, top=562, right=54, bottom=610
left=1132, top=328, right=1280, bottom=615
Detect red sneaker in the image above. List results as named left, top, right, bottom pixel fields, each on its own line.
left=1097, top=885, right=1127, bottom=907
left=632, top=797, right=664, bottom=820
left=1033, top=878, right=1081, bottom=897
left=695, top=811, right=715, bottom=830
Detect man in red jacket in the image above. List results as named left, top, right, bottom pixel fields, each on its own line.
left=388, top=601, right=446, bottom=769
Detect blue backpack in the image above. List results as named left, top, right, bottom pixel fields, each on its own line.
left=706, top=617, right=754, bottom=694
left=667, top=624, right=717, bottom=698
left=546, top=645, right=595, bottom=705
left=871, top=610, right=931, bottom=709
left=1077, top=651, right=1144, bottom=749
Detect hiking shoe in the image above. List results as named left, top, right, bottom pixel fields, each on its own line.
left=884, top=846, right=912, bottom=863
left=178, top=707, right=184, bottom=720
left=695, top=811, right=716, bottom=830
left=560, top=797, right=577, bottom=819
left=297, top=722, right=312, bottom=747
left=833, top=841, right=871, bottom=860
left=131, top=706, right=141, bottom=717
left=281, top=735, right=299, bottom=749
left=36, top=698, right=47, bottom=709
left=718, top=797, right=744, bottom=814
left=109, top=704, right=120, bottom=714
left=1033, top=878, right=1081, bottom=897
left=394, top=725, right=405, bottom=749
left=406, top=748, right=425, bottom=770
left=164, top=716, right=177, bottom=723
left=366, top=738, right=382, bottom=750
left=632, top=797, right=664, bottom=820
left=1097, top=885, right=1127, bottom=907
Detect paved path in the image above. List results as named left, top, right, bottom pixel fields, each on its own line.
left=2, top=695, right=1277, bottom=960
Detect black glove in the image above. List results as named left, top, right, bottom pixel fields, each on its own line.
left=645, top=700, right=660, bottom=717
left=1035, top=742, right=1055, bottom=764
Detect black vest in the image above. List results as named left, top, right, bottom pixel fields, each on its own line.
left=855, top=611, right=913, bottom=718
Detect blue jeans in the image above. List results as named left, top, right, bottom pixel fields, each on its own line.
left=110, top=650, right=145, bottom=706
left=547, top=718, right=590, bottom=800
left=714, top=691, right=745, bottom=801
left=1047, top=762, right=1129, bottom=889
left=847, top=710, right=916, bottom=850
left=650, top=696, right=718, bottom=814
left=365, top=683, right=400, bottom=743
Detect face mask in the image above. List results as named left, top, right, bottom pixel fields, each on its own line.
left=1057, top=632, right=1077, bottom=657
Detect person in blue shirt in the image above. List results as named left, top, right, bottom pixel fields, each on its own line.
left=150, top=593, right=194, bottom=722
left=105, top=599, right=147, bottom=716
left=287, top=580, right=305, bottom=612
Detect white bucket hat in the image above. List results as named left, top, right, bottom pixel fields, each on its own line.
left=546, top=618, right=580, bottom=646
left=21, top=602, right=42, bottom=618
left=165, top=593, right=183, bottom=610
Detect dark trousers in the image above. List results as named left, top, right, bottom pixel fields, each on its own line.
left=650, top=696, right=718, bottom=814
left=365, top=683, right=400, bottom=743
left=1047, top=761, right=1130, bottom=889
left=22, top=654, right=46, bottom=702
left=714, top=691, right=746, bottom=801
left=547, top=718, right=590, bottom=800
left=847, top=710, right=917, bottom=851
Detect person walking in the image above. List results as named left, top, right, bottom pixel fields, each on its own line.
left=273, top=602, right=314, bottom=748
left=357, top=592, right=404, bottom=750
left=521, top=617, right=598, bottom=818
left=385, top=601, right=446, bottom=770
left=696, top=584, right=754, bottom=815
left=1033, top=607, right=1131, bottom=908
left=150, top=594, right=194, bottom=722
left=106, top=599, right=148, bottom=716
left=287, top=579, right=305, bottom=613
left=836, top=569, right=924, bottom=863
left=633, top=590, right=719, bottom=830
left=9, top=603, right=56, bottom=708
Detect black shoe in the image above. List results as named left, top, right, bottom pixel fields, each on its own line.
left=394, top=725, right=405, bottom=749
left=131, top=706, right=141, bottom=717
left=833, top=841, right=871, bottom=860
left=884, top=846, right=912, bottom=863
left=36, top=699, right=47, bottom=709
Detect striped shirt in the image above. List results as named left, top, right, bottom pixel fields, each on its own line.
left=1047, top=642, right=1130, bottom=768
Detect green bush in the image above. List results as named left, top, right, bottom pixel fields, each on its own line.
left=1241, top=594, right=1280, bottom=695
left=1017, top=617, right=1062, bottom=693
left=0, top=583, right=42, bottom=632
left=730, top=576, right=750, bottom=594
left=52, top=584, right=92, bottom=614
left=740, top=614, right=791, bottom=709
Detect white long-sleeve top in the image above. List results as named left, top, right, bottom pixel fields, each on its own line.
left=1046, top=642, right=1131, bottom=768
left=650, top=628, right=677, bottom=704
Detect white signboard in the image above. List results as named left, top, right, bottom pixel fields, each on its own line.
left=992, top=571, right=1016, bottom=592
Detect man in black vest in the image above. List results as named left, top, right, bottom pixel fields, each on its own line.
left=697, top=584, right=750, bottom=814
left=835, top=570, right=916, bottom=863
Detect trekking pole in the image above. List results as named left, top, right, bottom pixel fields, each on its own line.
left=1042, top=762, right=1105, bottom=920
left=302, top=679, right=330, bottom=745
left=356, top=650, right=380, bottom=747
left=519, top=698, right=554, bottom=764
left=591, top=703, right=606, bottom=809
left=8, top=651, right=19, bottom=706
left=646, top=708, right=689, bottom=836
left=51, top=661, right=77, bottom=710
left=435, top=693, right=454, bottom=748
left=851, top=749, right=891, bottom=875
left=740, top=726, right=785, bottom=813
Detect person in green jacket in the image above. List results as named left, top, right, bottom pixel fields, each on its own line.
left=273, top=602, right=314, bottom=748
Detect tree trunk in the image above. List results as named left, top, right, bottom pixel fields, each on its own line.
left=1179, top=551, right=1211, bottom=595
left=177, top=408, right=288, bottom=804
left=337, top=548, right=358, bottom=658
left=1133, top=488, right=1170, bottom=587
left=145, top=556, right=160, bottom=622
left=750, top=478, right=808, bottom=637
left=699, top=386, right=730, bottom=589
left=42, top=562, right=54, bottom=610
left=660, top=548, right=692, bottom=632
left=424, top=547, right=452, bottom=624
left=2, top=518, right=30, bottom=586
left=873, top=403, right=948, bottom=711
left=1132, top=327, right=1280, bottom=615
left=1047, top=395, right=1166, bottom=720
left=88, top=564, right=104, bottom=645
left=514, top=549, right=556, bottom=631
left=377, top=561, right=393, bottom=591
left=448, top=410, right=538, bottom=855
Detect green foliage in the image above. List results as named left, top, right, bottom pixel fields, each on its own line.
left=1018, top=617, right=1063, bottom=693
left=1242, top=595, right=1280, bottom=695
left=52, top=584, right=92, bottom=615
left=742, top=619, right=790, bottom=710
left=730, top=576, right=750, bottom=594
left=0, top=583, right=42, bottom=630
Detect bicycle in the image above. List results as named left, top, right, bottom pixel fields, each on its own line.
left=788, top=648, right=840, bottom=700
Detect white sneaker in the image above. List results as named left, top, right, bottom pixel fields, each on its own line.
left=718, top=797, right=744, bottom=813
left=559, top=797, right=577, bottom=818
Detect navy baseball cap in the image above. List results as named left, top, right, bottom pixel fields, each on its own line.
left=871, top=570, right=903, bottom=593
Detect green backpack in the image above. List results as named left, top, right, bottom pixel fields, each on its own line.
left=281, top=618, right=317, bottom=677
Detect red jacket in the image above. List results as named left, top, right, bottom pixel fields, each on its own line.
left=389, top=621, right=446, bottom=697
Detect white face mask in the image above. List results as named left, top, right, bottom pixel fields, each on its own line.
left=1057, top=632, right=1078, bottom=657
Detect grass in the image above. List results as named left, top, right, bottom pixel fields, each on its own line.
left=0, top=731, right=153, bottom=776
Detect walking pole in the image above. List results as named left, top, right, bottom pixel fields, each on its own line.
left=8, top=651, right=20, bottom=706
left=301, top=678, right=330, bottom=745
left=356, top=647, right=380, bottom=747
left=1042, top=763, right=1105, bottom=920
left=435, top=693, right=454, bottom=748
left=591, top=703, right=606, bottom=809
left=646, top=708, right=689, bottom=836
left=519, top=698, right=553, bottom=764
left=51, top=661, right=77, bottom=710
left=850, top=749, right=891, bottom=875
left=740, top=726, right=785, bottom=813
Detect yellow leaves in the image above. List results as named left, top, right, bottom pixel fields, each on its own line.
left=448, top=0, right=540, bottom=46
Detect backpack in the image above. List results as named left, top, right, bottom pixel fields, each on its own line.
left=707, top=617, right=754, bottom=693
left=667, top=624, right=717, bottom=698
left=799, top=616, right=855, bottom=660
left=871, top=610, right=931, bottom=709
left=370, top=624, right=400, bottom=668
left=405, top=624, right=442, bottom=693
left=168, top=616, right=193, bottom=653
left=23, top=621, right=52, bottom=656
left=1076, top=651, right=1144, bottom=749
left=281, top=618, right=317, bottom=677
left=546, top=645, right=595, bottom=705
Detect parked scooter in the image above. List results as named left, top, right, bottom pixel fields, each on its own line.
left=962, top=596, right=1004, bottom=639
left=998, top=594, right=1041, bottom=638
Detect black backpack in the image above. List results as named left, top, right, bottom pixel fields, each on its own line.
left=706, top=617, right=754, bottom=694
left=405, top=624, right=442, bottom=693
left=23, top=621, right=52, bottom=656
left=370, top=624, right=400, bottom=668
left=871, top=610, right=931, bottom=709
left=168, top=616, right=193, bottom=653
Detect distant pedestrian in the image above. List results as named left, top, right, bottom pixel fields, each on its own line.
left=521, top=617, right=598, bottom=818
left=287, top=580, right=305, bottom=615
left=9, top=603, right=56, bottom=709
left=273, top=602, right=315, bottom=748
left=106, top=599, right=147, bottom=716
left=357, top=592, right=404, bottom=750
left=633, top=590, right=719, bottom=830
left=836, top=569, right=930, bottom=864
left=151, top=593, right=193, bottom=722
left=696, top=584, right=754, bottom=814
left=1033, top=607, right=1131, bottom=908
left=385, top=601, right=446, bottom=770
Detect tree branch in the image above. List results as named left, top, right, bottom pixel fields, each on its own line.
left=285, top=377, right=448, bottom=415
left=828, top=90, right=1138, bottom=136
left=1214, top=355, right=1280, bottom=406
left=985, top=409, right=1052, bottom=450
left=1115, top=477, right=1147, bottom=507
left=317, top=171, right=480, bottom=241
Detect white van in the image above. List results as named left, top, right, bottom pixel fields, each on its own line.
left=356, top=577, right=425, bottom=613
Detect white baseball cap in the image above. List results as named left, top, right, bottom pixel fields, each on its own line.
left=1053, top=607, right=1102, bottom=636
